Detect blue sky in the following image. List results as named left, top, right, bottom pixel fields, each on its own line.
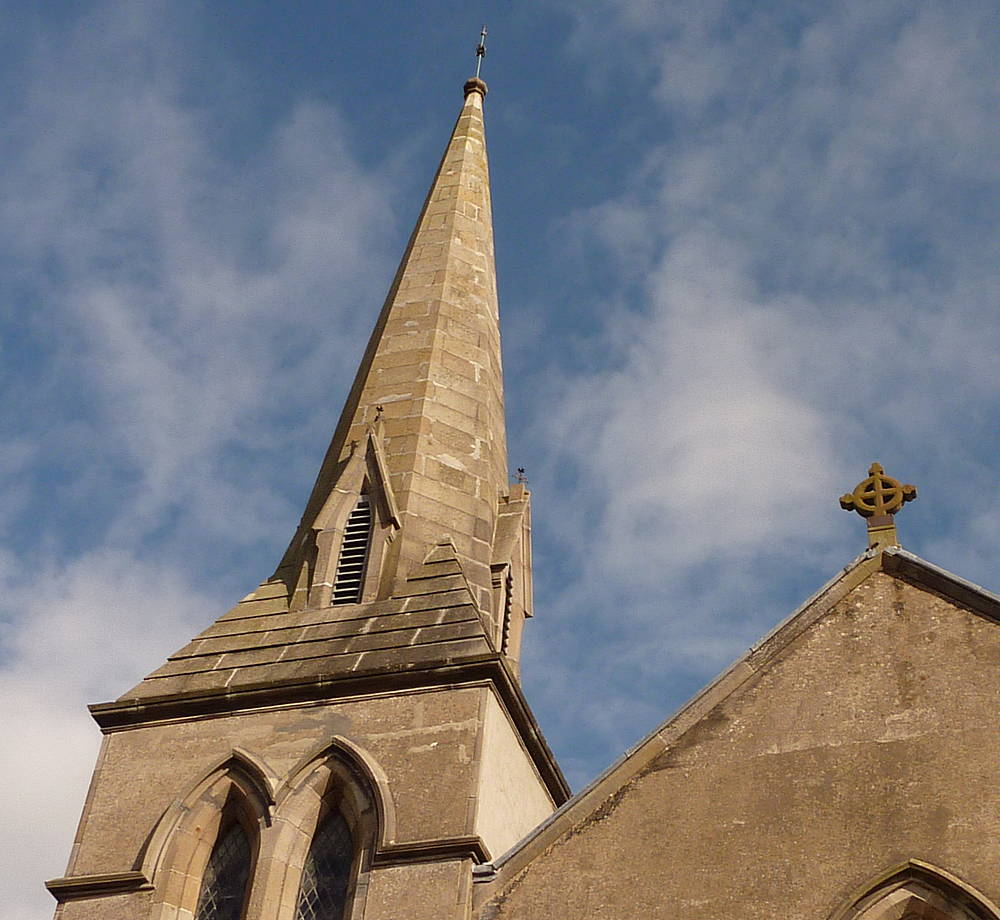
left=3, top=2, right=1000, bottom=917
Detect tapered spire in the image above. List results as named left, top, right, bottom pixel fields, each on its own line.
left=276, top=76, right=506, bottom=609
left=114, top=76, right=538, bottom=706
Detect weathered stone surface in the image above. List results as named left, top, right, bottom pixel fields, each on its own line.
left=71, top=688, right=484, bottom=878
left=274, top=82, right=506, bottom=608
left=365, top=860, right=472, bottom=920
left=474, top=693, right=554, bottom=859
left=477, top=568, right=1000, bottom=919
left=55, top=889, right=154, bottom=920
left=60, top=679, right=559, bottom=919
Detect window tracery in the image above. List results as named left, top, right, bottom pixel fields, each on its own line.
left=148, top=743, right=384, bottom=920
left=294, top=808, right=355, bottom=920
left=193, top=820, right=253, bottom=920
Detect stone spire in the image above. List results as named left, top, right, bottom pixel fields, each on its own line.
left=276, top=75, right=506, bottom=611
left=111, top=77, right=539, bottom=706
left=58, top=82, right=566, bottom=918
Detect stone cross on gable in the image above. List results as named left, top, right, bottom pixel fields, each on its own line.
left=840, top=462, right=917, bottom=549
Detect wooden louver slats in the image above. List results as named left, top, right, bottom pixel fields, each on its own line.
left=332, top=496, right=373, bottom=605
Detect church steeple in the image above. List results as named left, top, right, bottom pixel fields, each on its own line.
left=276, top=75, right=507, bottom=616
left=47, top=72, right=566, bottom=920
left=107, top=75, right=541, bottom=706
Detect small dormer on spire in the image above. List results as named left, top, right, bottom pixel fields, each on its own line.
left=840, top=462, right=918, bottom=550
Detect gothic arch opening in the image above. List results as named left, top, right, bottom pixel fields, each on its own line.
left=191, top=800, right=255, bottom=920
left=256, top=740, right=385, bottom=920
left=293, top=804, right=355, bottom=920
left=833, top=861, right=1000, bottom=920
left=145, top=755, right=272, bottom=920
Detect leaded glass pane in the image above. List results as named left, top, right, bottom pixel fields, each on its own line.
left=295, top=810, right=354, bottom=920
left=194, top=822, right=252, bottom=920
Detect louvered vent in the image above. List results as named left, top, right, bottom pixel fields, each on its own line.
left=332, top=495, right=373, bottom=605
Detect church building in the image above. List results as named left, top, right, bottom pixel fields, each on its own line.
left=47, top=70, right=1000, bottom=920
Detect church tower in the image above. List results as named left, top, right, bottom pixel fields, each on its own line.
left=48, top=75, right=569, bottom=920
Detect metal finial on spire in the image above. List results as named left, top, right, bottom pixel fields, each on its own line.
left=475, top=25, right=487, bottom=78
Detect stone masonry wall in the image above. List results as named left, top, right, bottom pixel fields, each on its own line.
left=480, top=573, right=1000, bottom=920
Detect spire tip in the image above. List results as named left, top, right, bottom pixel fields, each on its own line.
left=475, top=25, right=487, bottom=78
left=464, top=76, right=488, bottom=99
left=465, top=25, right=489, bottom=97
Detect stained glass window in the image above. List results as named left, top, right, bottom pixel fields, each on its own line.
left=194, top=821, right=253, bottom=920
left=295, top=810, right=355, bottom=920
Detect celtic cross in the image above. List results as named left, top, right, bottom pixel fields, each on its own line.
left=840, top=463, right=917, bottom=518
left=840, top=462, right=916, bottom=548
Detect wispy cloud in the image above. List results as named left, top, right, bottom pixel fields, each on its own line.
left=3, top=0, right=1000, bottom=914
left=523, top=0, right=1000, bottom=785
left=0, top=4, right=397, bottom=917
left=0, top=547, right=216, bottom=920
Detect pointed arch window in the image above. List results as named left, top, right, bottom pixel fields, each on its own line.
left=193, top=820, right=253, bottom=920
left=332, top=494, right=373, bottom=605
left=295, top=808, right=355, bottom=920
left=833, top=861, right=1000, bottom=920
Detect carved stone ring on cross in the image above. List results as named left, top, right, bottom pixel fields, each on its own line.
left=840, top=462, right=917, bottom=518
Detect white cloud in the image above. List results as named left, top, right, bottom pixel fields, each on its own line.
left=0, top=547, right=217, bottom=920
left=1, top=5, right=395, bottom=542
left=0, top=4, right=398, bottom=918
left=557, top=231, right=841, bottom=573
left=522, top=0, right=1000, bottom=783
